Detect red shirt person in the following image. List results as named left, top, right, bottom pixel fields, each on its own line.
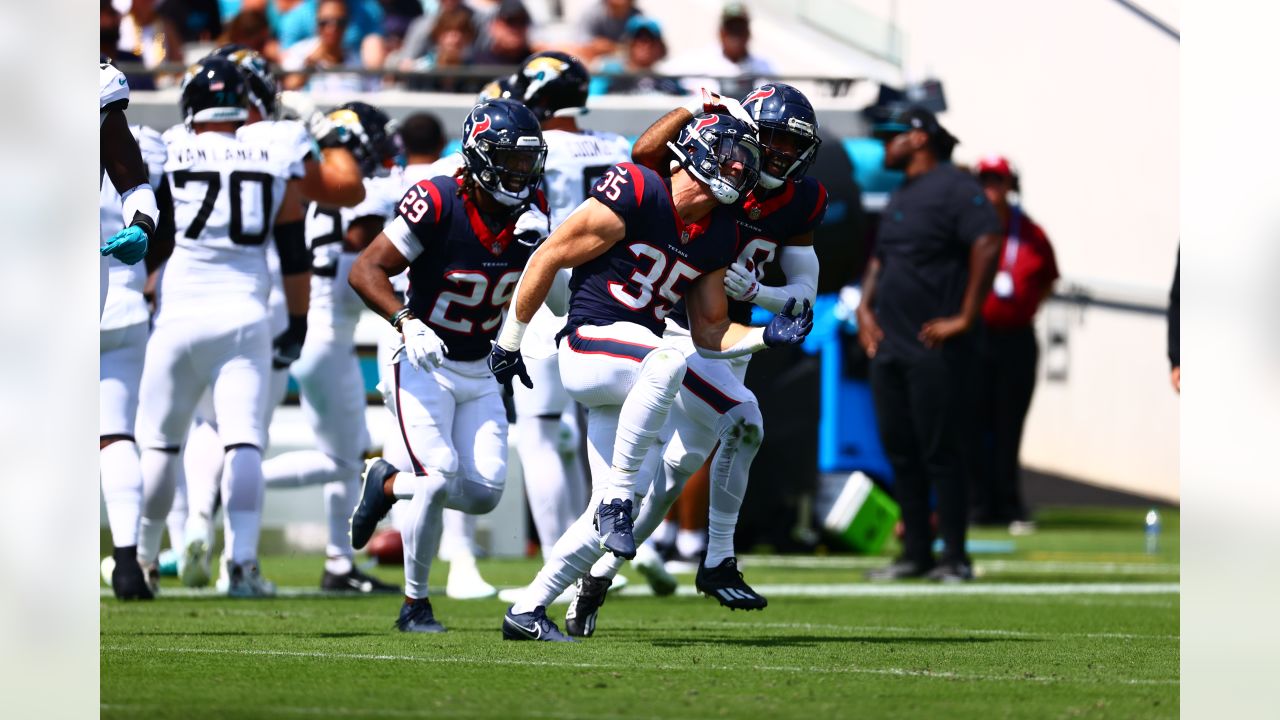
left=971, top=155, right=1058, bottom=528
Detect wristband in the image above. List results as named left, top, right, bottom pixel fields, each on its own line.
left=495, top=316, right=527, bottom=352
left=390, top=307, right=415, bottom=331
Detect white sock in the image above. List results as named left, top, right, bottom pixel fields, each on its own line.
left=166, top=473, right=187, bottom=550
left=139, top=448, right=181, bottom=564
left=391, top=471, right=429, bottom=500
left=512, top=492, right=610, bottom=614
left=325, top=555, right=353, bottom=575
left=676, top=529, right=706, bottom=559
left=590, top=459, right=687, bottom=579
left=438, top=510, right=476, bottom=562
left=222, top=446, right=264, bottom=565
left=602, top=349, right=685, bottom=500
left=705, top=404, right=762, bottom=567
left=324, top=476, right=359, bottom=560
left=517, top=416, right=580, bottom=552
left=100, top=440, right=142, bottom=548
left=402, top=472, right=449, bottom=599
left=652, top=520, right=677, bottom=548
left=263, top=450, right=344, bottom=488
left=183, top=419, right=223, bottom=526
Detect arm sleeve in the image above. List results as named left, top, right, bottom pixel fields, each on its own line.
left=274, top=221, right=310, bottom=275
left=953, top=176, right=1001, bottom=246
left=752, top=245, right=820, bottom=313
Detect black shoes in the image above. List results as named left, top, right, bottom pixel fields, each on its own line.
left=502, top=605, right=575, bottom=642
left=351, top=459, right=399, bottom=550
left=924, top=559, right=975, bottom=583
left=564, top=575, right=612, bottom=637
left=396, top=598, right=446, bottom=633
left=110, top=546, right=154, bottom=601
left=594, top=498, right=637, bottom=559
left=322, top=565, right=400, bottom=594
left=865, top=557, right=935, bottom=581
left=695, top=557, right=767, bottom=611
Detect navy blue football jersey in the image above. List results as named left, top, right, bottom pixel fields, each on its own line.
left=397, top=176, right=544, bottom=361
left=563, top=162, right=741, bottom=339
left=670, top=175, right=828, bottom=328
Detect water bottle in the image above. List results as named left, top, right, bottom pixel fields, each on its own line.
left=1144, top=508, right=1161, bottom=554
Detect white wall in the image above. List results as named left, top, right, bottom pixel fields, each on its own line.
left=894, top=0, right=1181, bottom=499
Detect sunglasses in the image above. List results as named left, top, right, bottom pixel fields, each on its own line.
left=318, top=17, right=348, bottom=28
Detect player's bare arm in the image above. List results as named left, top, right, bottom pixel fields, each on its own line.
left=510, top=198, right=625, bottom=325
left=349, top=234, right=411, bottom=322
left=300, top=148, right=366, bottom=207
left=684, top=268, right=765, bottom=355
left=101, top=109, right=150, bottom=193
left=631, top=108, right=688, bottom=173
left=345, top=215, right=386, bottom=252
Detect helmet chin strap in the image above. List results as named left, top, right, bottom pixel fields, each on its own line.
left=757, top=172, right=785, bottom=189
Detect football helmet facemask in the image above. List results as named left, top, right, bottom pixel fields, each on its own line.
left=461, top=98, right=547, bottom=207
left=667, top=113, right=762, bottom=205
left=740, top=83, right=821, bottom=189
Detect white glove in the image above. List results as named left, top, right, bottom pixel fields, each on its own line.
left=399, top=318, right=448, bottom=371
left=513, top=203, right=550, bottom=247
left=723, top=261, right=760, bottom=302
left=279, top=90, right=337, bottom=143
left=685, top=88, right=758, bottom=130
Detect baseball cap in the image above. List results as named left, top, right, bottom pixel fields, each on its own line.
left=496, top=0, right=532, bottom=26
left=623, top=15, right=663, bottom=42
left=974, top=155, right=1013, bottom=178
left=721, top=2, right=750, bottom=31
left=872, top=104, right=958, bottom=150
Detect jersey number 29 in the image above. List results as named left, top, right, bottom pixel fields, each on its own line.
left=430, top=270, right=522, bottom=335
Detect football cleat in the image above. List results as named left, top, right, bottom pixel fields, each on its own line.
left=632, top=542, right=677, bottom=597
left=502, top=605, right=575, bottom=642
left=322, top=566, right=400, bottom=594
left=226, top=561, right=276, bottom=598
left=180, top=536, right=212, bottom=588
left=351, top=458, right=399, bottom=550
left=564, top=575, right=611, bottom=638
left=109, top=547, right=154, bottom=601
left=695, top=557, right=767, bottom=611
left=594, top=498, right=637, bottom=559
left=396, top=598, right=446, bottom=633
left=924, top=559, right=974, bottom=583
left=445, top=557, right=498, bottom=600
left=865, top=557, right=934, bottom=582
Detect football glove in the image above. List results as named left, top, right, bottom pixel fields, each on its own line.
left=399, top=318, right=448, bottom=371
left=763, top=298, right=813, bottom=347
left=100, top=225, right=149, bottom=266
left=686, top=88, right=758, bottom=130
left=723, top=261, right=760, bottom=303
left=488, top=344, right=532, bottom=393
left=279, top=90, right=341, bottom=146
left=513, top=204, right=550, bottom=247
left=272, top=314, right=308, bottom=369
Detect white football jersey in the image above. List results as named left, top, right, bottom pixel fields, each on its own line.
left=541, top=129, right=632, bottom=229
left=99, top=62, right=129, bottom=126
left=157, top=129, right=305, bottom=324
left=100, top=125, right=165, bottom=330
left=304, top=173, right=399, bottom=329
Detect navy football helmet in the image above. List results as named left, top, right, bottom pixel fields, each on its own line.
left=327, top=101, right=401, bottom=177
left=667, top=113, right=762, bottom=205
left=180, top=56, right=249, bottom=126
left=740, top=83, right=821, bottom=189
left=461, top=98, right=547, bottom=207
left=511, top=51, right=590, bottom=122
left=211, top=44, right=278, bottom=119
left=476, top=74, right=516, bottom=103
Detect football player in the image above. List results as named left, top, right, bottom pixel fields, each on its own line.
left=347, top=99, right=551, bottom=632
left=99, top=57, right=160, bottom=317
left=99, top=116, right=168, bottom=600
left=134, top=57, right=311, bottom=597
left=491, top=112, right=813, bottom=641
left=172, top=45, right=366, bottom=589
left=566, top=84, right=827, bottom=635
left=259, top=102, right=402, bottom=594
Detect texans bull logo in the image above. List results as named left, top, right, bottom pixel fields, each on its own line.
left=692, top=115, right=719, bottom=133
left=467, top=113, right=492, bottom=145
left=742, top=86, right=777, bottom=107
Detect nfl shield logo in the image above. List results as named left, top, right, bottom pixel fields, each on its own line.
left=748, top=207, right=762, bottom=220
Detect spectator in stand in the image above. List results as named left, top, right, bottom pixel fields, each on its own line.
left=405, top=9, right=485, bottom=93
left=968, top=155, right=1059, bottom=531
left=281, top=0, right=382, bottom=92
left=385, top=0, right=475, bottom=72
left=576, top=0, right=641, bottom=61
left=101, top=0, right=155, bottom=90
left=471, top=0, right=534, bottom=66
left=113, top=0, right=185, bottom=72
left=219, top=9, right=281, bottom=64
left=856, top=106, right=1002, bottom=582
left=276, top=0, right=387, bottom=70
left=170, top=0, right=224, bottom=42
left=659, top=2, right=776, bottom=98
left=1168, top=249, right=1179, bottom=393
left=591, top=16, right=683, bottom=96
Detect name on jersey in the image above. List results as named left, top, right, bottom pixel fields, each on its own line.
left=736, top=220, right=767, bottom=234
left=173, top=146, right=271, bottom=164
left=568, top=138, right=616, bottom=158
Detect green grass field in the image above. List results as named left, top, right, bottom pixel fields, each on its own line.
left=100, top=508, right=1179, bottom=719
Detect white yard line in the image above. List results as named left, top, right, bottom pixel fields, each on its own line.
left=741, top=555, right=1180, bottom=575
left=100, top=645, right=1178, bottom=687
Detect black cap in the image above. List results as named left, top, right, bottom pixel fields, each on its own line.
left=871, top=104, right=958, bottom=156
left=496, top=0, right=532, bottom=26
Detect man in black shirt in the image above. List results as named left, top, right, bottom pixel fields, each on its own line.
left=855, top=106, right=1002, bottom=581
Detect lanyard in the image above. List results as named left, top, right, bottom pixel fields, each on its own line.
left=1001, top=206, right=1022, bottom=270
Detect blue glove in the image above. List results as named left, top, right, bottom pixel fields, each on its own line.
left=100, top=225, right=149, bottom=266
left=763, top=298, right=814, bottom=347
left=488, top=344, right=533, bottom=393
